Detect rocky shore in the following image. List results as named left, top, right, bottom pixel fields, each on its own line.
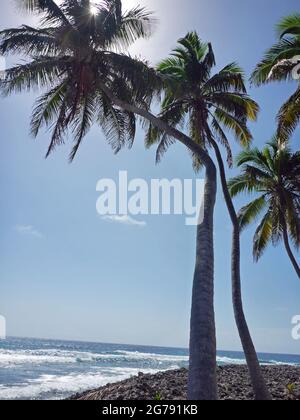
left=70, top=365, right=300, bottom=401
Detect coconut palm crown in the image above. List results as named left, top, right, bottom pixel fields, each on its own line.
left=228, top=140, right=300, bottom=277
left=251, top=14, right=300, bottom=143
left=146, top=31, right=259, bottom=169
left=0, top=0, right=160, bottom=160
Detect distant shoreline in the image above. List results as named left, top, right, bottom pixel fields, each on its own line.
left=70, top=366, right=300, bottom=401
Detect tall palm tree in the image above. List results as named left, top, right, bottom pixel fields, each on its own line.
left=1, top=0, right=219, bottom=399
left=146, top=32, right=271, bottom=400
left=251, top=14, right=300, bottom=143
left=228, top=140, right=300, bottom=279
left=1, top=0, right=159, bottom=160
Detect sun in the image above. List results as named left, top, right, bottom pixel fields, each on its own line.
left=90, top=5, right=98, bottom=15
left=89, top=0, right=135, bottom=16
left=90, top=1, right=134, bottom=15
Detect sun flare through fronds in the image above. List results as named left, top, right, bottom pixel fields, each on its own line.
left=0, top=0, right=158, bottom=161
left=90, top=2, right=98, bottom=15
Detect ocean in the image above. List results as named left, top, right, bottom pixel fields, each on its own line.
left=0, top=337, right=299, bottom=400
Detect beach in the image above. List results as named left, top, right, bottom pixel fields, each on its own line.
left=71, top=366, right=300, bottom=401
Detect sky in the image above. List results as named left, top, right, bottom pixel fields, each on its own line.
left=0, top=0, right=300, bottom=354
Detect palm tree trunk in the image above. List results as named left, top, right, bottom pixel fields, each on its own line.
left=98, top=82, right=218, bottom=399
left=211, top=139, right=271, bottom=400
left=282, top=222, right=300, bottom=278
left=188, top=163, right=218, bottom=400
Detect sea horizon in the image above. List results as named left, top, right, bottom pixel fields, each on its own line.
left=3, top=335, right=300, bottom=358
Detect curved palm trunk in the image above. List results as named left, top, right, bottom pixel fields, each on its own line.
left=188, top=163, right=218, bottom=400
left=98, top=82, right=218, bottom=399
left=282, top=223, right=300, bottom=278
left=211, top=139, right=271, bottom=401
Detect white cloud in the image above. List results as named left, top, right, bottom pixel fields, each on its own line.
left=101, top=215, right=146, bottom=227
left=14, top=225, right=43, bottom=238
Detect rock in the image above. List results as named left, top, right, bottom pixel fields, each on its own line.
left=69, top=365, right=300, bottom=401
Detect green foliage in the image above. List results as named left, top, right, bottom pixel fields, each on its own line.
left=0, top=0, right=160, bottom=160
left=277, top=14, right=300, bottom=39
left=277, top=86, right=300, bottom=145
left=251, top=14, right=300, bottom=143
left=287, top=383, right=297, bottom=394
left=228, top=140, right=300, bottom=261
left=154, top=392, right=162, bottom=401
left=148, top=32, right=258, bottom=169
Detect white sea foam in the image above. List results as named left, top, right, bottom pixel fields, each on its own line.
left=0, top=348, right=189, bottom=368
left=216, top=356, right=297, bottom=366
left=1, top=348, right=297, bottom=370
left=0, top=349, right=118, bottom=367
left=0, top=349, right=74, bottom=366
left=114, top=350, right=189, bottom=363
left=263, top=359, right=298, bottom=366
left=0, top=367, right=160, bottom=400
left=216, top=356, right=246, bottom=365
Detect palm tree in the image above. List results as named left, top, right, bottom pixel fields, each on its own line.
left=228, top=140, right=300, bottom=279
left=1, top=0, right=160, bottom=160
left=146, top=32, right=271, bottom=400
left=1, top=0, right=219, bottom=399
left=251, top=14, right=300, bottom=143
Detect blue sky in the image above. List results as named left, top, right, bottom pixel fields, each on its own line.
left=0, top=0, right=299, bottom=354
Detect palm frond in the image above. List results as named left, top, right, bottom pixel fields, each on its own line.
left=114, top=6, right=156, bottom=48
left=238, top=196, right=267, bottom=231
left=277, top=86, right=300, bottom=144
left=103, top=52, right=162, bottom=105
left=202, top=42, right=216, bottom=71
left=251, top=39, right=300, bottom=85
left=277, top=14, right=300, bottom=38
left=285, top=197, right=300, bottom=249
left=0, top=26, right=60, bottom=56
left=30, top=79, right=68, bottom=137
left=228, top=174, right=258, bottom=198
left=69, top=93, right=96, bottom=161
left=17, top=0, right=72, bottom=26
left=1, top=57, right=67, bottom=95
left=155, top=133, right=176, bottom=164
left=97, top=91, right=135, bottom=154
left=230, top=140, right=300, bottom=264
left=45, top=93, right=69, bottom=157
left=214, top=108, right=253, bottom=147
left=209, top=92, right=259, bottom=121
left=203, top=62, right=246, bottom=93
left=253, top=210, right=273, bottom=261
left=211, top=117, right=233, bottom=166
left=177, top=32, right=208, bottom=62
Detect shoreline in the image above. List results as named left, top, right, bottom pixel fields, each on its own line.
left=70, top=365, right=300, bottom=401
